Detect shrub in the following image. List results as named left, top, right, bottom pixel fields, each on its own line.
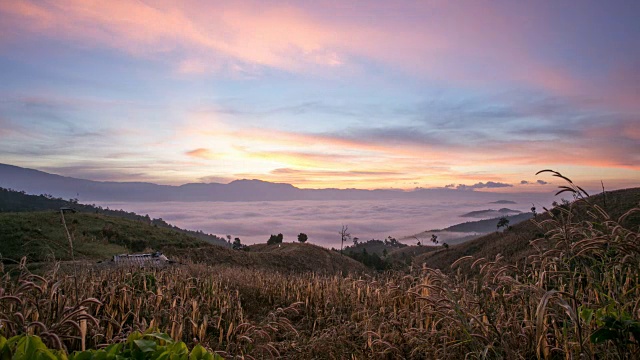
left=267, top=233, right=283, bottom=245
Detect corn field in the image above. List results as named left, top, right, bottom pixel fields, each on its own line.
left=1, top=182, right=639, bottom=358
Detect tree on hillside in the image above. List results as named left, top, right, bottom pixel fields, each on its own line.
left=531, top=204, right=537, bottom=217
left=340, top=225, right=351, bottom=255
left=497, top=217, right=510, bottom=231
left=345, top=247, right=389, bottom=271
left=267, top=233, right=284, bottom=245
left=232, top=237, right=242, bottom=250
left=386, top=236, right=399, bottom=247
left=297, top=233, right=308, bottom=243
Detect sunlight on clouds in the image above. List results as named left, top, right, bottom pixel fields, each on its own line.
left=184, top=148, right=220, bottom=160
left=168, top=106, right=640, bottom=190
left=1, top=1, right=637, bottom=190
left=0, top=0, right=348, bottom=75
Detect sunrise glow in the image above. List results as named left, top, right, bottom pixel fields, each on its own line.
left=1, top=1, right=638, bottom=190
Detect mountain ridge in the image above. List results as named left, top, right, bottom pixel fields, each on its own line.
left=0, top=163, right=513, bottom=202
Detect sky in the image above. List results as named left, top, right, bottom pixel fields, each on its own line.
left=0, top=1, right=638, bottom=191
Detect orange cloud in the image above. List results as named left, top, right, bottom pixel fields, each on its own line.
left=235, top=167, right=421, bottom=189
left=245, top=150, right=357, bottom=168
left=180, top=112, right=639, bottom=189
left=185, top=148, right=218, bottom=159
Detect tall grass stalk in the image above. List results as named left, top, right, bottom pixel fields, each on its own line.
left=60, top=210, right=79, bottom=301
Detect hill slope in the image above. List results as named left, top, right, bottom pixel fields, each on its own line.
left=414, top=187, right=640, bottom=271
left=435, top=212, right=534, bottom=233
left=341, top=239, right=407, bottom=256
left=149, top=242, right=368, bottom=274
left=386, top=245, right=438, bottom=267
left=0, top=211, right=367, bottom=274
left=0, top=187, right=228, bottom=247
left=0, top=211, right=208, bottom=263
left=405, top=213, right=535, bottom=247
left=250, top=242, right=369, bottom=273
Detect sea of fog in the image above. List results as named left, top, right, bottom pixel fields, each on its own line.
left=98, top=193, right=554, bottom=249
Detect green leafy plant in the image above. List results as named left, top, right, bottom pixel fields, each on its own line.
left=0, top=334, right=65, bottom=360
left=0, top=331, right=223, bottom=360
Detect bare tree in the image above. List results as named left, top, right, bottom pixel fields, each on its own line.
left=340, top=225, right=351, bottom=255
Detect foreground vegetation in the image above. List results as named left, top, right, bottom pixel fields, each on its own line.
left=0, top=331, right=223, bottom=359
left=0, top=176, right=639, bottom=358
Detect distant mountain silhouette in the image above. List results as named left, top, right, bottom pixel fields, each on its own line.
left=426, top=212, right=534, bottom=233
left=460, top=208, right=522, bottom=218
left=0, top=163, right=503, bottom=202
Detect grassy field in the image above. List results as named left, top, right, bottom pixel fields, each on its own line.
left=170, top=242, right=368, bottom=274
left=0, top=187, right=228, bottom=247
left=0, top=211, right=207, bottom=264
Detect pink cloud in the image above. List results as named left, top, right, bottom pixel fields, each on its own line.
left=3, top=1, right=638, bottom=118
left=3, top=0, right=635, bottom=109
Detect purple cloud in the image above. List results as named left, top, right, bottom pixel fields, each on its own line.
left=521, top=179, right=549, bottom=185
left=456, top=181, right=513, bottom=191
